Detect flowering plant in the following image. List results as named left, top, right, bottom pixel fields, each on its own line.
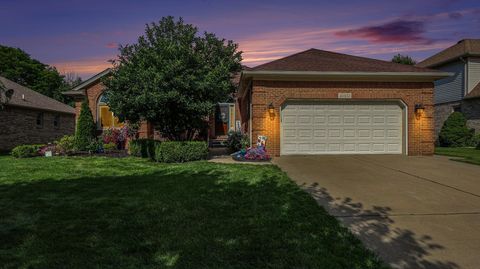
left=102, top=128, right=120, bottom=144
left=38, top=144, right=56, bottom=156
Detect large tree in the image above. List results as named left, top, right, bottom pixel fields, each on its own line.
left=0, top=45, right=70, bottom=102
left=104, top=16, right=242, bottom=140
left=0, top=80, right=14, bottom=110
left=391, top=54, right=416, bottom=65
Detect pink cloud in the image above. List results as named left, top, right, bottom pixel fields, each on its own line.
left=335, top=20, right=434, bottom=44
left=51, top=57, right=114, bottom=79
left=105, top=42, right=118, bottom=49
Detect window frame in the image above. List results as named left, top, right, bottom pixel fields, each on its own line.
left=36, top=112, right=44, bottom=128
left=97, top=94, right=123, bottom=130
left=53, top=114, right=60, bottom=129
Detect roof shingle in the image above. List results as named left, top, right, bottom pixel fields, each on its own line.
left=252, top=48, right=439, bottom=73
left=0, top=76, right=75, bottom=114
left=417, top=39, right=480, bottom=68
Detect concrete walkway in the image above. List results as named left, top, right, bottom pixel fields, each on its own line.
left=273, top=155, right=480, bottom=269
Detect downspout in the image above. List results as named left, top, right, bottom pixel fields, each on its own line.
left=248, top=84, right=253, bottom=147
left=460, top=57, right=467, bottom=96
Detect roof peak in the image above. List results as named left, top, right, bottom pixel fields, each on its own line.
left=252, top=48, right=437, bottom=73
left=0, top=76, right=75, bottom=114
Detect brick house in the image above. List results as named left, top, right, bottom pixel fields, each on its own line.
left=0, top=76, right=75, bottom=152
left=63, top=69, right=241, bottom=141
left=237, top=49, right=451, bottom=157
left=417, top=39, right=480, bottom=138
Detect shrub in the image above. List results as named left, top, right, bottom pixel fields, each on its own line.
left=439, top=112, right=475, bottom=147
left=39, top=144, right=55, bottom=156
left=225, top=131, right=249, bottom=152
left=128, top=139, right=158, bottom=158
left=154, top=141, right=208, bottom=163
left=11, top=144, right=44, bottom=158
left=102, top=128, right=120, bottom=145
left=103, top=142, right=117, bottom=151
left=75, top=101, right=96, bottom=150
left=471, top=134, right=480, bottom=148
left=85, top=139, right=102, bottom=153
left=55, top=135, right=76, bottom=155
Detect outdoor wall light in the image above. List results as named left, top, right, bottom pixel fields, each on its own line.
left=268, top=103, right=275, bottom=118
left=415, top=104, right=425, bottom=119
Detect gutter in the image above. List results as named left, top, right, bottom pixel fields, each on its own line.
left=241, top=70, right=453, bottom=82
left=6, top=103, right=76, bottom=115
left=418, top=53, right=480, bottom=69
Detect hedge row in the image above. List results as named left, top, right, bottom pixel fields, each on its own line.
left=129, top=140, right=208, bottom=163
left=128, top=139, right=159, bottom=159
left=11, top=144, right=45, bottom=158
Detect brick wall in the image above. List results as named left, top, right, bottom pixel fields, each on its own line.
left=249, top=80, right=435, bottom=157
left=73, top=82, right=154, bottom=138
left=0, top=106, right=75, bottom=151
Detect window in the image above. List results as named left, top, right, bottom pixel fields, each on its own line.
left=53, top=114, right=60, bottom=128
left=36, top=112, right=44, bottom=128
left=97, top=94, right=124, bottom=129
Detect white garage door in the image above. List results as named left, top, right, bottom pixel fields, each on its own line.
left=281, top=101, right=404, bottom=155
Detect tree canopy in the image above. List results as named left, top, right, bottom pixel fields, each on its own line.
left=391, top=54, right=417, bottom=65
left=104, top=16, right=242, bottom=140
left=0, top=80, right=14, bottom=109
left=0, top=45, right=76, bottom=103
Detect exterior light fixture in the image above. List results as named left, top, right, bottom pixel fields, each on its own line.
left=268, top=103, right=275, bottom=118
left=415, top=104, right=425, bottom=119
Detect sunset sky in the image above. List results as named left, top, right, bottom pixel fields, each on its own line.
left=1, top=0, right=479, bottom=79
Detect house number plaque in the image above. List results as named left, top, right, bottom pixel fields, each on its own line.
left=338, top=92, right=352, bottom=99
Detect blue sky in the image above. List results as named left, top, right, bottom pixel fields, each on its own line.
left=1, top=0, right=479, bottom=78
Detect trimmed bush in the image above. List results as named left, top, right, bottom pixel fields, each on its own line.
left=103, top=142, right=117, bottom=151
left=154, top=141, right=208, bottom=163
left=128, top=139, right=159, bottom=158
left=439, top=112, right=475, bottom=147
left=11, top=144, right=44, bottom=158
left=55, top=135, right=76, bottom=155
left=75, top=101, right=96, bottom=150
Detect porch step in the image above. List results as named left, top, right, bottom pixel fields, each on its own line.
left=209, top=137, right=228, bottom=148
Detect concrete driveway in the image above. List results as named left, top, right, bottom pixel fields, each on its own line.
left=273, top=155, right=480, bottom=269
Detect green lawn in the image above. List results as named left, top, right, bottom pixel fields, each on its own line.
left=435, top=147, right=480, bottom=165
left=0, top=156, right=386, bottom=269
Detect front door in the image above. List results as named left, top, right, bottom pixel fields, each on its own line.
left=215, top=103, right=235, bottom=136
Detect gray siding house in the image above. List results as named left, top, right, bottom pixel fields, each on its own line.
left=417, top=39, right=480, bottom=138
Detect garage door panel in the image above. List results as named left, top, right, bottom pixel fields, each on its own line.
left=283, top=115, right=296, bottom=124
left=298, top=129, right=313, bottom=138
left=281, top=101, right=403, bottom=155
left=343, top=116, right=355, bottom=124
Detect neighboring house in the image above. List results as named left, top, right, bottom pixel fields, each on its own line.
left=63, top=68, right=242, bottom=140
left=417, top=39, right=480, bottom=138
left=237, top=49, right=450, bottom=157
left=0, top=76, right=75, bottom=152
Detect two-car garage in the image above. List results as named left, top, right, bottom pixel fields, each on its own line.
left=238, top=48, right=448, bottom=156
left=280, top=101, right=406, bottom=155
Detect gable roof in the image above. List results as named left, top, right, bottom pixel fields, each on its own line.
left=417, top=39, right=480, bottom=68
left=63, top=68, right=111, bottom=96
left=240, top=49, right=451, bottom=92
left=0, top=76, right=75, bottom=114
left=252, top=48, right=439, bottom=73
